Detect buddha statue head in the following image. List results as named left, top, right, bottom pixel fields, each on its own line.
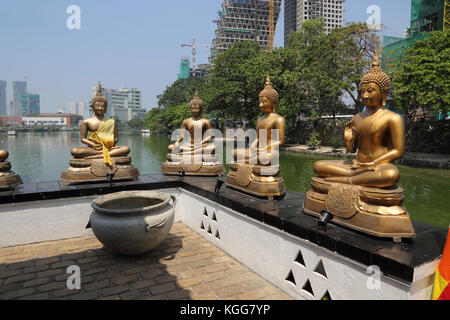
left=360, top=48, right=391, bottom=108
left=189, top=90, right=203, bottom=118
left=91, top=82, right=108, bottom=116
left=259, top=73, right=279, bottom=113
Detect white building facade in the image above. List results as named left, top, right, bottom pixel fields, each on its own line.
left=22, top=116, right=68, bottom=126
left=284, top=0, right=345, bottom=45
left=90, top=86, right=145, bottom=122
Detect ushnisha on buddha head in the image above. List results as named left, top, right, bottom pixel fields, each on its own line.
left=359, top=49, right=391, bottom=108
left=91, top=82, right=108, bottom=117
left=258, top=73, right=279, bottom=114
left=190, top=90, right=203, bottom=118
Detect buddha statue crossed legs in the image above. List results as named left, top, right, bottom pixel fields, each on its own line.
left=60, top=82, right=139, bottom=185
left=303, top=50, right=415, bottom=241
left=161, top=90, right=225, bottom=176
left=226, top=73, right=286, bottom=199
left=0, top=149, right=22, bottom=189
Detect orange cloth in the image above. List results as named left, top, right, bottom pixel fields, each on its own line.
left=89, top=118, right=115, bottom=166
left=432, top=226, right=450, bottom=300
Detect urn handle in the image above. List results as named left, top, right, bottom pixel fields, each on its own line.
left=145, top=218, right=166, bottom=232
left=170, top=195, right=177, bottom=208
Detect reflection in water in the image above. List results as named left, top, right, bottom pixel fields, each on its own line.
left=0, top=132, right=448, bottom=228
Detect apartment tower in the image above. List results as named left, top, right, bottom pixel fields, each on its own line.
left=284, top=0, right=346, bottom=46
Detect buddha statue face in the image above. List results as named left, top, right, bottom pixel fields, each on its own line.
left=360, top=82, right=386, bottom=108
left=92, top=100, right=107, bottom=117
left=190, top=102, right=202, bottom=118
left=189, top=90, right=203, bottom=119
left=259, top=96, right=274, bottom=114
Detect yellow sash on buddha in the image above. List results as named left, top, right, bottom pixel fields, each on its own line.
left=89, top=118, right=115, bottom=166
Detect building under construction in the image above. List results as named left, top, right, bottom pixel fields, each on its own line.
left=209, top=0, right=282, bottom=63
left=383, top=0, right=447, bottom=73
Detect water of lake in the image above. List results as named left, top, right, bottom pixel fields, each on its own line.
left=1, top=132, right=449, bottom=228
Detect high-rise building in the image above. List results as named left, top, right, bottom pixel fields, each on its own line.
left=70, top=102, right=78, bottom=115
left=178, top=58, right=191, bottom=80
left=0, top=81, right=6, bottom=115
left=17, top=94, right=40, bottom=115
left=78, top=102, right=86, bottom=117
left=210, top=0, right=283, bottom=63
left=284, top=0, right=346, bottom=46
left=12, top=81, right=27, bottom=116
left=9, top=101, right=15, bottom=117
left=90, top=86, right=145, bottom=122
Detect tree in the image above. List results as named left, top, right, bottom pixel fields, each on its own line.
left=158, top=77, right=205, bottom=108
left=287, top=20, right=379, bottom=115
left=329, top=23, right=380, bottom=113
left=202, top=41, right=266, bottom=127
left=144, top=103, right=191, bottom=135
left=127, top=117, right=144, bottom=129
left=391, top=31, right=450, bottom=116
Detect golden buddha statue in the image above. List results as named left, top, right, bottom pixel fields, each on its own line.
left=302, top=50, right=415, bottom=242
left=60, top=82, right=139, bottom=185
left=161, top=90, right=225, bottom=176
left=0, top=149, right=22, bottom=189
left=226, top=73, right=286, bottom=199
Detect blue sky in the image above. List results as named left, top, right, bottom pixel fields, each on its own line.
left=0, top=0, right=411, bottom=113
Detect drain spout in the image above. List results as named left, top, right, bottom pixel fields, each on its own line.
left=318, top=210, right=333, bottom=228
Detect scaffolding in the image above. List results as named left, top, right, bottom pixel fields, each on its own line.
left=209, top=0, right=282, bottom=63
left=383, top=0, right=446, bottom=72
left=409, top=0, right=445, bottom=36
left=444, top=0, right=450, bottom=31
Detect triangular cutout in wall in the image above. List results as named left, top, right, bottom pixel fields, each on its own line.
left=294, top=250, right=306, bottom=267
left=302, top=279, right=314, bottom=296
left=285, top=270, right=296, bottom=285
left=313, top=260, right=327, bottom=279
left=321, top=290, right=332, bottom=300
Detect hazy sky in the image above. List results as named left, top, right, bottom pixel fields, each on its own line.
left=0, top=0, right=411, bottom=113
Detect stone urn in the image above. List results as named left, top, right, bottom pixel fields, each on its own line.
left=90, top=191, right=176, bottom=255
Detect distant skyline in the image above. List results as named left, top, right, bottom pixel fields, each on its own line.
left=0, top=0, right=411, bottom=114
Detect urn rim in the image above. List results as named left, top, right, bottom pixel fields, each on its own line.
left=91, top=190, right=172, bottom=215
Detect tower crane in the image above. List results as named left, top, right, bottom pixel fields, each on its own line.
left=268, top=0, right=275, bottom=51
left=444, top=0, right=450, bottom=32
left=181, top=39, right=210, bottom=78
left=252, top=0, right=276, bottom=51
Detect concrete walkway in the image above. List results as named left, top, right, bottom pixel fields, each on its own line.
left=0, top=223, right=292, bottom=300
left=283, top=145, right=450, bottom=169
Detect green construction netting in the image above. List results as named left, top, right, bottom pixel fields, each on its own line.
left=382, top=0, right=445, bottom=71
left=382, top=34, right=429, bottom=72
left=409, top=0, right=445, bottom=36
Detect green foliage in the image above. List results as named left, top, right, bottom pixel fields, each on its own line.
left=405, top=119, right=450, bottom=154
left=127, top=117, right=145, bottom=129
left=391, top=31, right=450, bottom=116
left=202, top=41, right=265, bottom=127
left=329, top=136, right=344, bottom=151
left=146, top=19, right=380, bottom=141
left=306, top=132, right=321, bottom=150
left=158, top=77, right=206, bottom=108
left=144, top=103, right=191, bottom=134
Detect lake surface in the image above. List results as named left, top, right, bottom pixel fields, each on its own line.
left=1, top=132, right=449, bottom=228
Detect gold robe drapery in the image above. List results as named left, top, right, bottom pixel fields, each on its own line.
left=89, top=118, right=115, bottom=166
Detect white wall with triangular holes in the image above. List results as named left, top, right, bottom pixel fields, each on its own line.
left=179, top=189, right=436, bottom=300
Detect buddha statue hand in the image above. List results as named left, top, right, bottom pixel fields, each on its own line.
left=350, top=160, right=376, bottom=173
